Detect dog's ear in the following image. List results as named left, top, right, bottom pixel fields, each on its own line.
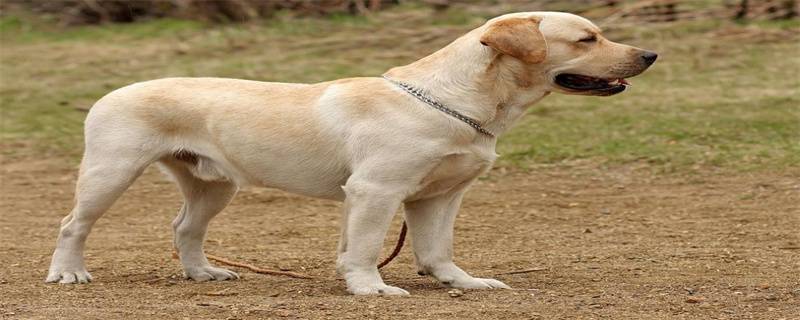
left=480, top=17, right=547, bottom=64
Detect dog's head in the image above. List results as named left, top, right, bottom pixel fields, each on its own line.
left=480, top=12, right=657, bottom=96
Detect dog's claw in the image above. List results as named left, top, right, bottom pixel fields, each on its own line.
left=184, top=266, right=239, bottom=282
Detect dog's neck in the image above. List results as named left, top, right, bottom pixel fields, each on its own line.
left=384, top=28, right=551, bottom=137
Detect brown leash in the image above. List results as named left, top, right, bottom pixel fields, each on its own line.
left=377, top=222, right=407, bottom=269
left=175, top=222, right=408, bottom=279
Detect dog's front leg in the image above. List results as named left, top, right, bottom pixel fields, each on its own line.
left=404, top=188, right=511, bottom=290
left=337, top=178, right=408, bottom=295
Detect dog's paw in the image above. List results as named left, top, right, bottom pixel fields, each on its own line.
left=444, top=277, right=511, bottom=290
left=348, top=283, right=410, bottom=296
left=45, top=269, right=93, bottom=284
left=184, top=266, right=239, bottom=282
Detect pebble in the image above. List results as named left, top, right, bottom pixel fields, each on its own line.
left=447, top=289, right=464, bottom=298
left=685, top=297, right=705, bottom=303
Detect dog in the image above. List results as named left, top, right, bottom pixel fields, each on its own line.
left=46, top=11, right=656, bottom=295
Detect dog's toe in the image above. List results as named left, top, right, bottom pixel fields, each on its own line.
left=446, top=277, right=511, bottom=290
left=476, top=278, right=511, bottom=289
left=45, top=273, right=60, bottom=283
left=185, top=266, right=239, bottom=282
left=46, top=270, right=93, bottom=284
left=349, top=284, right=410, bottom=296
left=58, top=272, right=77, bottom=284
left=206, top=267, right=239, bottom=281
left=75, top=271, right=93, bottom=283
left=186, top=271, right=213, bottom=282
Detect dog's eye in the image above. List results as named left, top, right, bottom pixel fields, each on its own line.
left=578, top=35, right=597, bottom=43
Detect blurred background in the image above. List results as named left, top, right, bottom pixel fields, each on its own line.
left=0, top=0, right=797, bottom=171
left=3, top=1, right=800, bottom=25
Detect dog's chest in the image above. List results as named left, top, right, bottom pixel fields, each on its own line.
left=412, top=150, right=495, bottom=199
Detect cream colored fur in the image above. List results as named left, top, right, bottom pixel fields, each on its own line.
left=46, top=11, right=655, bottom=295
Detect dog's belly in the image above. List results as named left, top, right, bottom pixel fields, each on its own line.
left=119, top=77, right=351, bottom=200
left=171, top=134, right=350, bottom=200
left=227, top=150, right=350, bottom=201
left=208, top=113, right=351, bottom=200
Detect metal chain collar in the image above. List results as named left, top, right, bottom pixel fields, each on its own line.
left=382, top=76, right=495, bottom=137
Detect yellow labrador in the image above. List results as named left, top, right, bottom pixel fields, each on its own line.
left=46, top=11, right=656, bottom=295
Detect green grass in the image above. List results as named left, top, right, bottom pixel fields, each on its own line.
left=0, top=15, right=204, bottom=43
left=1, top=7, right=798, bottom=172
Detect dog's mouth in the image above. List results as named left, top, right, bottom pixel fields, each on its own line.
left=554, top=73, right=629, bottom=96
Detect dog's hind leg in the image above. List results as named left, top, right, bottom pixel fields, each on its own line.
left=159, top=158, right=239, bottom=281
left=46, top=145, right=153, bottom=284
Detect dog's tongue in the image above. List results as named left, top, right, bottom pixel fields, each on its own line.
left=619, top=78, right=630, bottom=85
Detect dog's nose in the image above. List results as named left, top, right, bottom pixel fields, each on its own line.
left=641, top=51, right=658, bottom=66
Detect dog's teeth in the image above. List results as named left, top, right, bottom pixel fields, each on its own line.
left=608, top=78, right=629, bottom=86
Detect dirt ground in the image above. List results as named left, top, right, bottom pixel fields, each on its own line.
left=1, top=157, right=798, bottom=319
